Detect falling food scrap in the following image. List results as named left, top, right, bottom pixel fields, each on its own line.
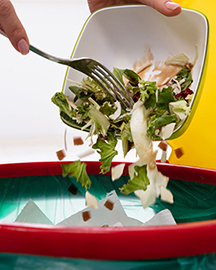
left=160, top=186, right=174, bottom=204
left=77, top=149, right=95, bottom=159
left=158, top=141, right=168, bottom=151
left=111, top=163, right=125, bottom=181
left=85, top=191, right=99, bottom=209
left=174, top=147, right=184, bottom=159
left=56, top=149, right=67, bottom=161
left=73, top=136, right=84, bottom=146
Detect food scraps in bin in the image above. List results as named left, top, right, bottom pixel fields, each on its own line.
left=104, top=199, right=114, bottom=211
left=14, top=191, right=176, bottom=227
left=68, top=183, right=78, bottom=195
left=58, top=191, right=142, bottom=227
left=82, top=211, right=91, bottom=222
left=52, top=50, right=196, bottom=209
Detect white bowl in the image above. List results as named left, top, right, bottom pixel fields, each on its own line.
left=62, top=5, right=209, bottom=139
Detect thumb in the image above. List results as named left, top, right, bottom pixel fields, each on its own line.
left=141, top=0, right=182, bottom=16
left=0, top=0, right=29, bottom=54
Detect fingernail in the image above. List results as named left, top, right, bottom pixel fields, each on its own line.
left=165, top=1, right=181, bottom=10
left=17, top=39, right=29, bottom=55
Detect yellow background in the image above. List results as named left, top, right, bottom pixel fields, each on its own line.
left=168, top=0, right=216, bottom=169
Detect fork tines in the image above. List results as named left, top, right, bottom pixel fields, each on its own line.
left=91, top=62, right=134, bottom=109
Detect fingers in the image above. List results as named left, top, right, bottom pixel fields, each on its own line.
left=142, top=0, right=182, bottom=16
left=0, top=0, right=29, bottom=54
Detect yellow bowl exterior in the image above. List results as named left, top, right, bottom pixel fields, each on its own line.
left=168, top=0, right=216, bottom=169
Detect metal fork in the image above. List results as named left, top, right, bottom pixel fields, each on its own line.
left=0, top=26, right=133, bottom=109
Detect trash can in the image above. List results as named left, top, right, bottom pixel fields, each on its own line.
left=0, top=161, right=216, bottom=269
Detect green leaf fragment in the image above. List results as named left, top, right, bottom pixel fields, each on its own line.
left=92, top=134, right=118, bottom=174
left=147, top=114, right=178, bottom=139
left=69, top=85, right=91, bottom=100
left=120, top=165, right=150, bottom=195
left=113, top=67, right=125, bottom=85
left=123, top=69, right=141, bottom=85
left=51, top=92, right=76, bottom=119
left=100, top=102, right=116, bottom=117
left=144, top=93, right=156, bottom=109
left=77, top=103, right=90, bottom=120
left=176, top=66, right=193, bottom=91
left=139, top=81, right=158, bottom=102
left=120, top=122, right=133, bottom=157
left=113, top=67, right=141, bottom=86
left=88, top=106, right=110, bottom=136
left=61, top=160, right=91, bottom=189
left=157, top=87, right=176, bottom=111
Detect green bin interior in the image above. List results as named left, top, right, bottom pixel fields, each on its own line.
left=0, top=161, right=216, bottom=269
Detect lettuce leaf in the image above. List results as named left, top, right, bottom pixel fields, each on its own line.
left=100, top=101, right=116, bottom=117
left=51, top=92, right=76, bottom=119
left=139, top=81, right=158, bottom=102
left=61, top=160, right=91, bottom=189
left=92, top=133, right=118, bottom=174
left=120, top=122, right=133, bottom=157
left=113, top=67, right=141, bottom=86
left=144, top=93, right=156, bottom=109
left=120, top=165, right=150, bottom=195
left=113, top=67, right=125, bottom=85
left=77, top=102, right=90, bottom=120
left=157, top=87, right=176, bottom=111
left=123, top=69, right=141, bottom=85
left=88, top=106, right=110, bottom=136
left=176, top=66, right=193, bottom=91
left=69, top=85, right=91, bottom=101
left=169, top=100, right=190, bottom=120
left=147, top=114, right=178, bottom=139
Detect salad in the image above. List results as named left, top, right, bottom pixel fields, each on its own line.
left=51, top=52, right=195, bottom=208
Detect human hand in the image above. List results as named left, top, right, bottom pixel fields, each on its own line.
left=87, top=0, right=182, bottom=16
left=0, top=0, right=29, bottom=54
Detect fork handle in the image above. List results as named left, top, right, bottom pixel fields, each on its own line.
left=29, top=45, right=69, bottom=65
